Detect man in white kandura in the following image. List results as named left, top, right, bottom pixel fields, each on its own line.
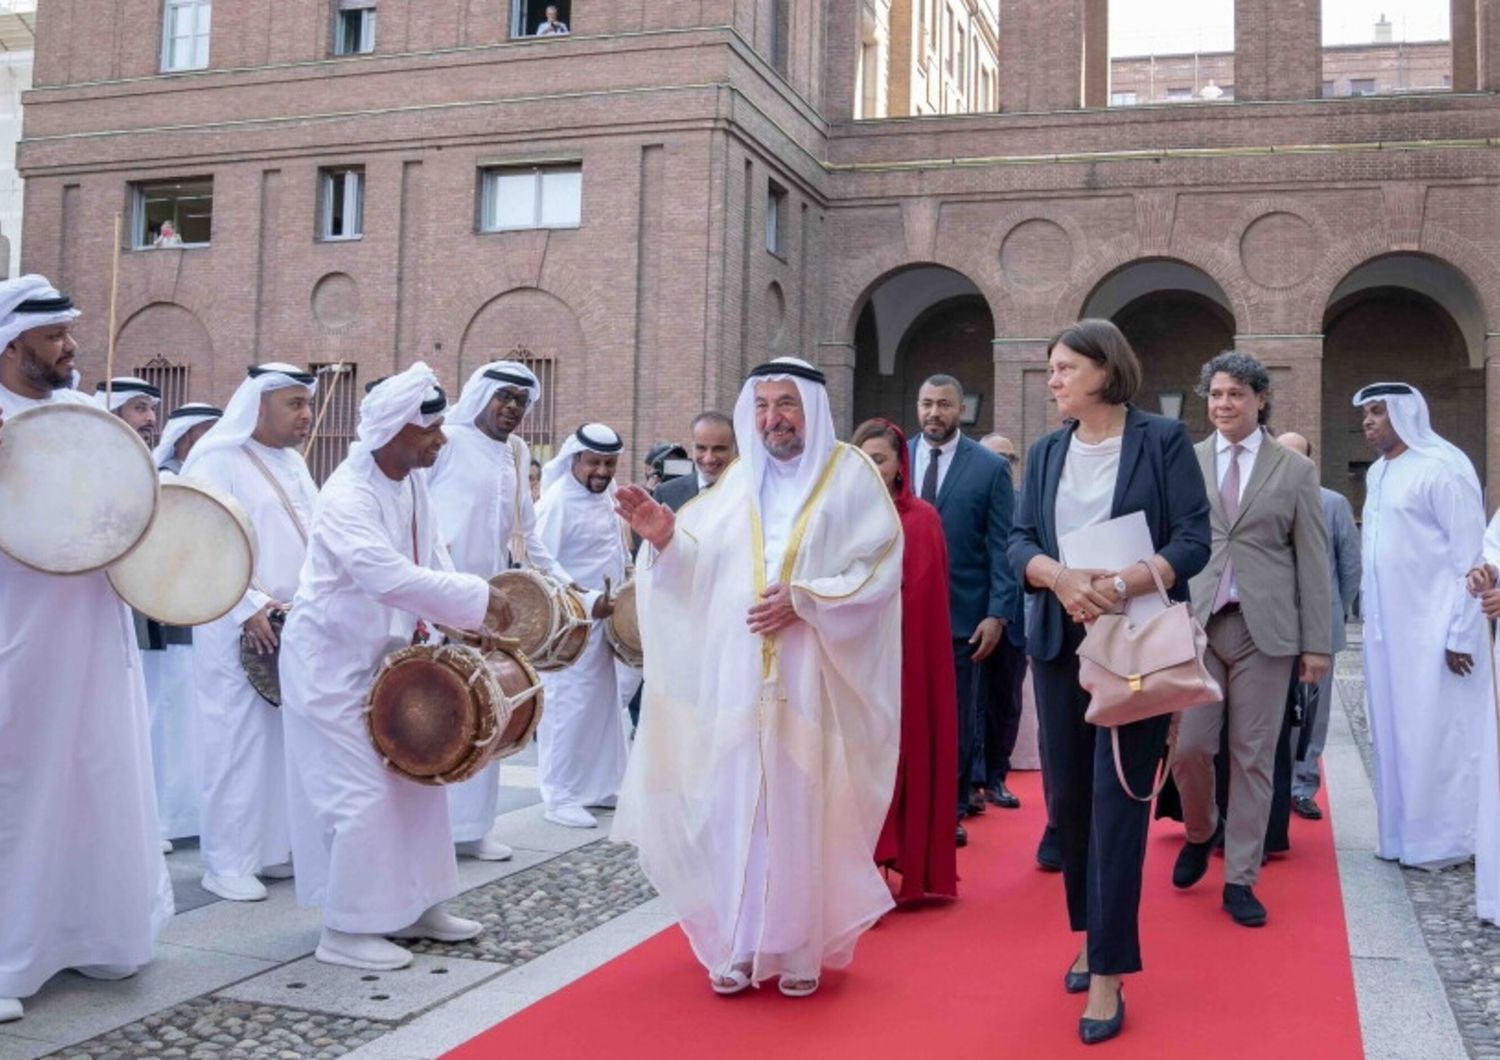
left=614, top=357, right=903, bottom=999
left=95, top=375, right=160, bottom=442
left=280, top=363, right=514, bottom=971
left=0, top=275, right=174, bottom=1024
left=534, top=423, right=631, bottom=829
left=1355, top=382, right=1489, bottom=870
left=183, top=364, right=320, bottom=902
left=142, top=401, right=224, bottom=853
left=429, top=361, right=571, bottom=860
left=1463, top=510, right=1500, bottom=927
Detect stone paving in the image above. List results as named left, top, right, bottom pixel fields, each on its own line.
left=1336, top=639, right=1500, bottom=1060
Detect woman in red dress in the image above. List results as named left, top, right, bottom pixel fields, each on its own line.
left=854, top=418, right=959, bottom=903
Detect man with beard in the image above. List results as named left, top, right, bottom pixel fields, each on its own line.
left=429, top=361, right=570, bottom=861
left=0, top=275, right=173, bottom=1023
left=533, top=424, right=631, bottom=828
left=95, top=376, right=160, bottom=442
left=280, top=364, right=514, bottom=970
left=182, top=365, right=320, bottom=902
left=910, top=374, right=1018, bottom=844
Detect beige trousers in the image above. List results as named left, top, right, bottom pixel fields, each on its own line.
left=1172, top=609, right=1296, bottom=887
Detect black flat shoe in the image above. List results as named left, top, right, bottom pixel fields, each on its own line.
left=1172, top=820, right=1224, bottom=889
left=1064, top=957, right=1089, bottom=994
left=1223, top=883, right=1268, bottom=927
left=1079, top=987, right=1125, bottom=1045
left=987, top=783, right=1021, bottom=809
left=1035, top=826, right=1063, bottom=872
left=1293, top=796, right=1323, bottom=821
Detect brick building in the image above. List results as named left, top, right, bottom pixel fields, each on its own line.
left=16, top=0, right=1500, bottom=510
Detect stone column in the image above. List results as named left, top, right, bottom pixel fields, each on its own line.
left=998, top=0, right=1084, bottom=113
left=993, top=338, right=1056, bottom=472
left=819, top=340, right=858, bottom=437
left=1486, top=336, right=1500, bottom=512
left=1232, top=333, right=1323, bottom=466
left=1234, top=0, right=1321, bottom=102
left=1479, top=0, right=1500, bottom=92
left=1454, top=0, right=1480, bottom=92
left=1082, top=0, right=1109, bottom=108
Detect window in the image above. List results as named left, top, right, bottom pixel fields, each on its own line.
left=305, top=363, right=359, bottom=485
left=510, top=349, right=555, bottom=455
left=319, top=167, right=365, bottom=240
left=770, top=0, right=789, bottom=75
left=136, top=357, right=190, bottom=444
left=766, top=182, right=786, bottom=256
left=1321, top=80, right=1335, bottom=98
left=334, top=0, right=377, bottom=56
left=1165, top=86, right=1193, bottom=100
left=133, top=178, right=213, bottom=248
left=1349, top=78, right=1376, bottom=96
left=161, top=0, right=211, bottom=72
left=1111, top=90, right=1138, bottom=106
left=956, top=26, right=966, bottom=82
left=479, top=164, right=582, bottom=231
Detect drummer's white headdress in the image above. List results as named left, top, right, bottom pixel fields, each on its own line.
left=0, top=275, right=79, bottom=351
left=733, top=357, right=836, bottom=521
left=448, top=361, right=542, bottom=427
left=152, top=402, right=224, bottom=467
left=351, top=361, right=447, bottom=458
left=95, top=376, right=161, bottom=411
left=183, top=362, right=318, bottom=469
left=540, top=422, right=623, bottom=496
left=1353, top=381, right=1483, bottom=507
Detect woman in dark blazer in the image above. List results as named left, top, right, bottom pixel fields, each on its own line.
left=1007, top=319, right=1210, bottom=1046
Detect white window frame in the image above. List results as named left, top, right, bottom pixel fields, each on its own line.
left=318, top=167, right=365, bottom=241
left=479, top=163, right=583, bottom=232
left=334, top=1, right=378, bottom=56
left=161, top=0, right=212, bottom=72
left=132, top=178, right=214, bottom=249
left=766, top=182, right=786, bottom=257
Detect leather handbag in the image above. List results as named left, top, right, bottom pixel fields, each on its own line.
left=1077, top=560, right=1223, bottom=801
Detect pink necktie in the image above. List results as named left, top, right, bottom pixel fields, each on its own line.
left=1212, top=443, right=1243, bottom=613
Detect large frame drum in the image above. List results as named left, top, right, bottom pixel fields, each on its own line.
left=604, top=579, right=642, bottom=668
left=108, top=477, right=258, bottom=626
left=366, top=642, right=544, bottom=785
left=0, top=402, right=159, bottom=574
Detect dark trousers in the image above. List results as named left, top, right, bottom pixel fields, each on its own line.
left=1032, top=625, right=1172, bottom=976
left=976, top=637, right=1027, bottom=788
left=954, top=638, right=987, bottom=816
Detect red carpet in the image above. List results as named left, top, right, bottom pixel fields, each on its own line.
left=448, top=771, right=1363, bottom=1059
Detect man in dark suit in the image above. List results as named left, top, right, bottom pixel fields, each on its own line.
left=977, top=434, right=1029, bottom=810
left=910, top=374, right=1019, bottom=846
left=652, top=411, right=736, bottom=512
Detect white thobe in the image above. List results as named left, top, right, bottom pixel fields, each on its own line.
left=0, top=384, right=173, bottom=999
left=427, top=425, right=568, bottom=841
left=187, top=441, right=316, bottom=877
left=1472, top=512, right=1500, bottom=924
left=614, top=445, right=903, bottom=982
left=1362, top=449, right=1488, bottom=867
left=534, top=477, right=631, bottom=813
left=280, top=455, right=490, bottom=933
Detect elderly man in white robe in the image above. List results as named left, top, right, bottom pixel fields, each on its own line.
left=183, top=364, right=320, bottom=902
left=614, top=358, right=903, bottom=999
left=280, top=363, right=515, bottom=971
left=140, top=402, right=224, bottom=853
left=1355, top=382, right=1489, bottom=870
left=0, top=276, right=174, bottom=1023
left=534, top=423, right=632, bottom=829
left=429, top=361, right=570, bottom=860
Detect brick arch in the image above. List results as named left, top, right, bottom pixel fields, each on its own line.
left=1057, top=239, right=1253, bottom=335
left=836, top=257, right=998, bottom=347
left=112, top=300, right=215, bottom=401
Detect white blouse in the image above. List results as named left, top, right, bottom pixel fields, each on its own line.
left=1055, top=433, right=1122, bottom=541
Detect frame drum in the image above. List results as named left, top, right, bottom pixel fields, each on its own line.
left=241, top=607, right=288, bottom=707
left=604, top=579, right=642, bottom=668
left=0, top=402, right=159, bottom=574
left=108, top=477, right=258, bottom=626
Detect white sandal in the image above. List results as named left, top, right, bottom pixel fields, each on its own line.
left=778, top=975, right=819, bottom=998
left=710, top=965, right=752, bottom=996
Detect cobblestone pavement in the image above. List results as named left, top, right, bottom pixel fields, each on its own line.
left=38, top=841, right=656, bottom=1060
left=1337, top=639, right=1500, bottom=1060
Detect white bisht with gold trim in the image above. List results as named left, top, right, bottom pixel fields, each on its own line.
left=614, top=359, right=903, bottom=985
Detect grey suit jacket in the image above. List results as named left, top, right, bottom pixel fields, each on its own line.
left=1189, top=430, right=1333, bottom=657
left=1322, top=487, right=1361, bottom=654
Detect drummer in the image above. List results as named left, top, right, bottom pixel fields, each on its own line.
left=534, top=423, right=632, bottom=829
left=95, top=376, right=160, bottom=442
left=428, top=361, right=572, bottom=863
left=0, top=275, right=174, bottom=1024
left=138, top=402, right=224, bottom=855
left=182, top=364, right=319, bottom=903
left=279, top=362, right=514, bottom=972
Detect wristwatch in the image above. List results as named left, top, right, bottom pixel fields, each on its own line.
left=1112, top=575, right=1128, bottom=601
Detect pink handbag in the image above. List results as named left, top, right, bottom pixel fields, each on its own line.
left=1077, top=560, right=1223, bottom=801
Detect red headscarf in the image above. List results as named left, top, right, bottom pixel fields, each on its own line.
left=864, top=419, right=959, bottom=901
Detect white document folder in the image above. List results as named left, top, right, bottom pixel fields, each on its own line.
left=1057, top=510, right=1166, bottom=625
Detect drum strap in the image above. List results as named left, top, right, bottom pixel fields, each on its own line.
left=243, top=446, right=309, bottom=546
left=508, top=435, right=529, bottom=569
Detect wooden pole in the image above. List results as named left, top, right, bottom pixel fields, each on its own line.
left=105, top=212, right=122, bottom=405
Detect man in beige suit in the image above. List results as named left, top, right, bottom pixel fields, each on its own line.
left=1170, top=352, right=1331, bottom=928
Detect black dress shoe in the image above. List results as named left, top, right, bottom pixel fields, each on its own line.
left=1079, top=987, right=1125, bottom=1045
left=955, top=824, right=968, bottom=848
left=1293, top=796, right=1324, bottom=821
left=1036, top=826, right=1063, bottom=872
left=1064, top=958, right=1090, bottom=994
left=987, top=783, right=1021, bottom=809
left=1172, top=820, right=1223, bottom=889
left=1223, top=884, right=1267, bottom=927
left=967, top=791, right=987, bottom=816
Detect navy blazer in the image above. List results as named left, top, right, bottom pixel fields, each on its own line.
left=909, top=433, right=1021, bottom=640
left=1007, top=407, right=1211, bottom=663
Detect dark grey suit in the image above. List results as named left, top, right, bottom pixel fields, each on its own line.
left=653, top=472, right=700, bottom=513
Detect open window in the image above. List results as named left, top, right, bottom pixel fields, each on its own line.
left=512, top=0, right=570, bottom=38
left=161, top=0, right=211, bottom=72
left=319, top=167, right=365, bottom=240
left=133, top=178, right=213, bottom=249
left=333, top=0, right=377, bottom=56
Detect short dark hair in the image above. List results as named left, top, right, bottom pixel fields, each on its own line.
left=1197, top=350, right=1272, bottom=425
left=690, top=410, right=733, bottom=433
left=1047, top=319, right=1142, bottom=407
left=919, top=373, right=965, bottom=399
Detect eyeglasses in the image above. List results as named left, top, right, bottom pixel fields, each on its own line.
left=494, top=391, right=531, bottom=409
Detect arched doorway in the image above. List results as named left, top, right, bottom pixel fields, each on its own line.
left=1322, top=253, right=1486, bottom=509
left=852, top=265, right=996, bottom=439
left=1081, top=259, right=1237, bottom=437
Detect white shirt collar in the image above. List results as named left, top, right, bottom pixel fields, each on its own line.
left=923, top=431, right=960, bottom=457
left=1215, top=427, right=1263, bottom=455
